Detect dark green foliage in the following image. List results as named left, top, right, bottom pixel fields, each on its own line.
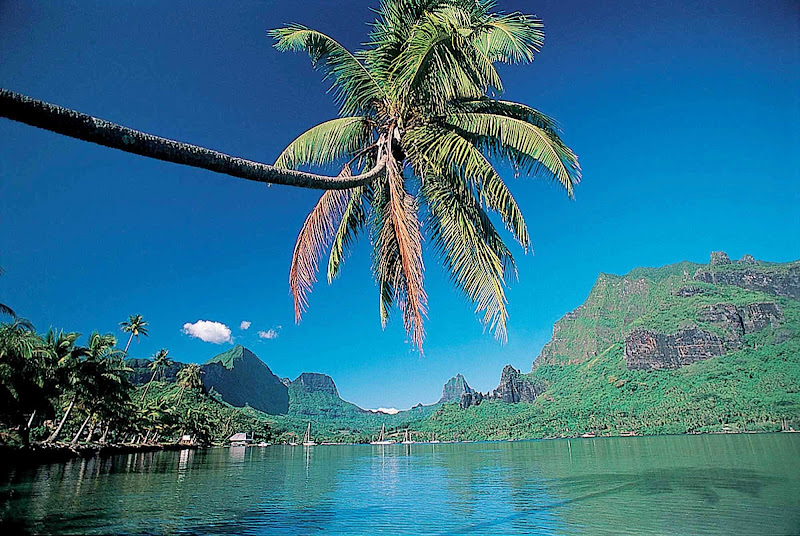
left=201, top=345, right=289, bottom=414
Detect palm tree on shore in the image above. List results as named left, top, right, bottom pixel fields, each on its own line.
left=120, top=315, right=149, bottom=354
left=140, top=349, right=172, bottom=402
left=0, top=318, right=45, bottom=444
left=175, top=364, right=203, bottom=405
left=271, top=0, right=579, bottom=352
left=47, top=331, right=120, bottom=443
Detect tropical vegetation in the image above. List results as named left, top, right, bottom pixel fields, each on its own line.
left=0, top=315, right=275, bottom=448
left=120, top=314, right=149, bottom=353
left=271, top=0, right=580, bottom=351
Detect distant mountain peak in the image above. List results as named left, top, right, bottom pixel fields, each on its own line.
left=204, top=345, right=260, bottom=370
left=438, top=374, right=474, bottom=403
left=291, top=372, right=339, bottom=397
left=201, top=346, right=289, bottom=414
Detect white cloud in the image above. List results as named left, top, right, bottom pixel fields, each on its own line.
left=258, top=329, right=279, bottom=340
left=239, top=321, right=251, bottom=330
left=182, top=320, right=232, bottom=344
left=369, top=408, right=400, bottom=415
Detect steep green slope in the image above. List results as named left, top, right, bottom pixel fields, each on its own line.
left=416, top=253, right=800, bottom=440
left=201, top=345, right=289, bottom=414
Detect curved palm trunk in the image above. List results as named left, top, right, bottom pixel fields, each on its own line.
left=123, top=332, right=134, bottom=354
left=71, top=413, right=92, bottom=445
left=100, top=424, right=110, bottom=444
left=0, top=88, right=386, bottom=190
left=47, top=395, right=76, bottom=443
left=140, top=369, right=158, bottom=401
left=85, top=418, right=98, bottom=442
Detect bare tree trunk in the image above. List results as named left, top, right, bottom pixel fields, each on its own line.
left=47, top=396, right=76, bottom=443
left=124, top=333, right=134, bottom=354
left=100, top=424, right=110, bottom=444
left=176, top=386, right=186, bottom=405
left=85, top=418, right=99, bottom=442
left=140, top=368, right=159, bottom=402
left=27, top=410, right=37, bottom=429
left=0, top=88, right=386, bottom=190
left=71, top=414, right=92, bottom=445
left=140, top=369, right=158, bottom=401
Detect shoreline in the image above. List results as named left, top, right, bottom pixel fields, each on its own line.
left=4, top=429, right=798, bottom=467
left=0, top=442, right=198, bottom=468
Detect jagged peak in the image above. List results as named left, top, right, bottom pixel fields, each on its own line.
left=204, top=345, right=262, bottom=370
left=438, top=374, right=474, bottom=404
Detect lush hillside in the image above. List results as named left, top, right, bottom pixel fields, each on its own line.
left=201, top=345, right=289, bottom=414
left=415, top=253, right=800, bottom=440
left=103, top=252, right=800, bottom=444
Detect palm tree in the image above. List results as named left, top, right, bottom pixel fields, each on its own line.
left=175, top=364, right=203, bottom=405
left=120, top=314, right=149, bottom=354
left=0, top=318, right=46, bottom=444
left=139, top=348, right=173, bottom=402
left=68, top=332, right=129, bottom=444
left=47, top=331, right=121, bottom=443
left=0, top=268, right=16, bottom=318
left=270, top=0, right=579, bottom=351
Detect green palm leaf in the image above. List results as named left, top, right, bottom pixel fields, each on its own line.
left=422, top=175, right=514, bottom=341
left=445, top=112, right=580, bottom=196
left=274, top=117, right=375, bottom=171
left=270, top=25, right=386, bottom=115
left=405, top=124, right=530, bottom=250
left=328, top=185, right=370, bottom=282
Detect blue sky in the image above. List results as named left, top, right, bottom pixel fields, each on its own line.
left=1, top=0, right=798, bottom=410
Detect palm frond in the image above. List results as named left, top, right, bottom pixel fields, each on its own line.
left=0, top=303, right=15, bottom=318
left=389, top=6, right=500, bottom=106
left=270, top=25, right=386, bottom=115
left=473, top=12, right=544, bottom=64
left=290, top=188, right=353, bottom=322
left=328, top=185, right=370, bottom=282
left=404, top=124, right=530, bottom=250
left=445, top=112, right=580, bottom=196
left=422, top=174, right=514, bottom=341
left=372, top=159, right=427, bottom=350
left=274, top=117, right=375, bottom=171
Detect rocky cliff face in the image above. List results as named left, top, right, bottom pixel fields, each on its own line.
left=125, top=358, right=183, bottom=385
left=694, top=257, right=800, bottom=299
left=459, top=365, right=543, bottom=408
left=438, top=374, right=474, bottom=403
left=624, top=328, right=727, bottom=370
left=624, top=301, right=784, bottom=370
left=493, top=365, right=541, bottom=403
left=202, top=346, right=289, bottom=414
left=534, top=273, right=653, bottom=368
left=532, top=253, right=794, bottom=373
left=291, top=372, right=339, bottom=397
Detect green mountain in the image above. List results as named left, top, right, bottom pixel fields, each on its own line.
left=438, top=374, right=474, bottom=403
left=201, top=345, right=289, bottom=414
left=420, top=252, right=800, bottom=439
left=125, top=357, right=184, bottom=385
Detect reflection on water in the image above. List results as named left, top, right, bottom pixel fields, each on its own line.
left=1, top=434, right=799, bottom=535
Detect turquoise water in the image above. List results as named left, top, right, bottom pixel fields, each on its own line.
left=1, top=434, right=798, bottom=535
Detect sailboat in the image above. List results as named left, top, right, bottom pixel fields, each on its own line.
left=370, top=424, right=395, bottom=445
left=302, top=422, right=316, bottom=446
left=428, top=433, right=440, bottom=444
left=401, top=429, right=414, bottom=444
